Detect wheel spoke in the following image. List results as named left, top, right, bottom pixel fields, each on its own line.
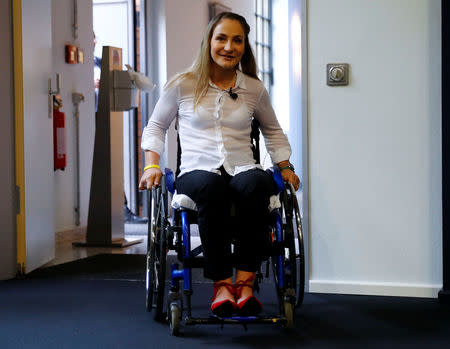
left=146, top=184, right=169, bottom=319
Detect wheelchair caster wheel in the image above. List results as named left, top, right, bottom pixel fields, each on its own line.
left=284, top=301, right=294, bottom=329
left=169, top=304, right=181, bottom=336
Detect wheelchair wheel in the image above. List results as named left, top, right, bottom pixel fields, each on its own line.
left=146, top=183, right=169, bottom=321
left=274, top=183, right=305, bottom=309
left=285, top=183, right=305, bottom=308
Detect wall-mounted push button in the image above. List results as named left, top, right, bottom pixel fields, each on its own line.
left=327, top=63, right=349, bottom=86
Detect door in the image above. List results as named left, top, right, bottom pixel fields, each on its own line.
left=20, top=0, right=55, bottom=273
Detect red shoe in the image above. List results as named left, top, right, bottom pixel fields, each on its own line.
left=211, top=281, right=237, bottom=318
left=235, top=276, right=262, bottom=316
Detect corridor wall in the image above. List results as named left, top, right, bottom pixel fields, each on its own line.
left=308, top=0, right=442, bottom=297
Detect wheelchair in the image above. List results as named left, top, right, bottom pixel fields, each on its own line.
left=145, top=121, right=305, bottom=335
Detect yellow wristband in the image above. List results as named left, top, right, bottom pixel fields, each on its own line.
left=144, top=164, right=160, bottom=171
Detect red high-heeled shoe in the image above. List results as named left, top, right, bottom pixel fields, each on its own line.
left=211, top=281, right=237, bottom=318
left=235, top=276, right=262, bottom=316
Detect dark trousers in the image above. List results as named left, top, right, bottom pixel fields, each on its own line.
left=176, top=167, right=276, bottom=281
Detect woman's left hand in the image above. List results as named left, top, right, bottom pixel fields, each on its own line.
left=281, top=169, right=300, bottom=191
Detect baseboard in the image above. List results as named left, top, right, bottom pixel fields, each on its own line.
left=309, top=280, right=442, bottom=298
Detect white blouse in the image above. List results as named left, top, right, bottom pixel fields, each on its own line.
left=141, top=70, right=291, bottom=177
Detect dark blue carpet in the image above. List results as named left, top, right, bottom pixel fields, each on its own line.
left=1, top=254, right=449, bottom=348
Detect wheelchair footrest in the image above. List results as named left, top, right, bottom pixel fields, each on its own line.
left=184, top=315, right=287, bottom=326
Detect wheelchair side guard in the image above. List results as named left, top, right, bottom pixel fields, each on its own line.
left=165, top=168, right=175, bottom=194
left=169, top=211, right=193, bottom=293
left=266, top=166, right=284, bottom=194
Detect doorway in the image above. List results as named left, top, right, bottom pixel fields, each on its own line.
left=93, top=0, right=146, bottom=225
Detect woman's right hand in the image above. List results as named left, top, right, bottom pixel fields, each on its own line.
left=139, top=167, right=163, bottom=190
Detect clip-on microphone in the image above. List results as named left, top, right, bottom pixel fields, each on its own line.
left=228, top=87, right=238, bottom=100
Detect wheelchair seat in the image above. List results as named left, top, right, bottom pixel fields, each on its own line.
left=170, top=190, right=282, bottom=213
left=167, top=163, right=284, bottom=213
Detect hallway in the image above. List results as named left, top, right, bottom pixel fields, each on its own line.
left=43, top=223, right=202, bottom=268
left=43, top=226, right=147, bottom=267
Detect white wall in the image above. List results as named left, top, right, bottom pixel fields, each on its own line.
left=162, top=0, right=208, bottom=170
left=52, top=0, right=95, bottom=232
left=308, top=0, right=442, bottom=297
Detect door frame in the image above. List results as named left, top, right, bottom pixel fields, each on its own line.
left=440, top=0, right=450, bottom=302
left=12, top=0, right=26, bottom=274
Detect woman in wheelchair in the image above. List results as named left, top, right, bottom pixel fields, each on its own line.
left=139, top=12, right=299, bottom=318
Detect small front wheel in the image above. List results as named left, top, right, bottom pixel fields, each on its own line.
left=284, top=301, right=294, bottom=329
left=169, top=304, right=181, bottom=336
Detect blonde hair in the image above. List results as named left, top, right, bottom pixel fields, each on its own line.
left=165, top=12, right=259, bottom=109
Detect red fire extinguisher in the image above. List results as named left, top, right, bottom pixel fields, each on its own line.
left=53, top=95, right=66, bottom=171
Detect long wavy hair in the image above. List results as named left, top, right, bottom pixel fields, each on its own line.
left=165, top=12, right=259, bottom=109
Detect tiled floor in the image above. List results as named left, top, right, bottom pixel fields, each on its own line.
left=43, top=226, right=148, bottom=268
left=44, top=224, right=201, bottom=268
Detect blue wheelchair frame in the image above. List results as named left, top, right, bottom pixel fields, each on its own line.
left=146, top=165, right=304, bottom=335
